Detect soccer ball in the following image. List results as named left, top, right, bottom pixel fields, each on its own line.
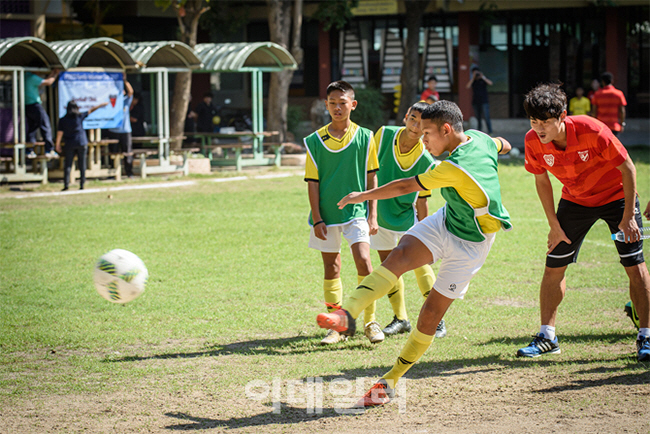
left=93, top=249, right=148, bottom=304
left=510, top=147, right=521, bottom=158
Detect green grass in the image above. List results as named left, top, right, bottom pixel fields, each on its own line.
left=0, top=151, right=649, bottom=429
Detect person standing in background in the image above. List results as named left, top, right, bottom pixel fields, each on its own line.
left=568, top=87, right=591, bottom=116
left=55, top=100, right=108, bottom=191
left=107, top=74, right=135, bottom=178
left=129, top=92, right=146, bottom=137
left=592, top=72, right=627, bottom=136
left=24, top=68, right=59, bottom=159
left=466, top=67, right=493, bottom=135
left=420, top=76, right=439, bottom=102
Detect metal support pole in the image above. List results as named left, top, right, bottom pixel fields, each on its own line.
left=150, top=74, right=157, bottom=135
left=19, top=69, right=25, bottom=144
left=12, top=69, right=19, bottom=144
left=251, top=70, right=263, bottom=157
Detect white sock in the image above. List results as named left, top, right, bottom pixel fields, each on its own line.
left=540, top=325, right=556, bottom=340
left=638, top=328, right=650, bottom=340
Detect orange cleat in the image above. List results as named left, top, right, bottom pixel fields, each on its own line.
left=356, top=379, right=395, bottom=408
left=316, top=308, right=356, bottom=336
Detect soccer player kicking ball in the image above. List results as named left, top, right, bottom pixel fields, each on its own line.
left=516, top=83, right=650, bottom=362
left=317, top=100, right=512, bottom=407
left=371, top=101, right=446, bottom=338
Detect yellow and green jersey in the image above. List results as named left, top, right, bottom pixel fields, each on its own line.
left=374, top=126, right=436, bottom=231
left=416, top=130, right=511, bottom=242
left=304, top=122, right=378, bottom=226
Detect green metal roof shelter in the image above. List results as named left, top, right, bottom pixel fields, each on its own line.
left=193, top=42, right=297, bottom=169
left=0, top=37, right=66, bottom=183
left=123, top=41, right=203, bottom=176
left=48, top=38, right=137, bottom=70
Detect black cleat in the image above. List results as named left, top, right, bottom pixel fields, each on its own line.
left=382, top=316, right=412, bottom=336
left=435, top=319, right=447, bottom=338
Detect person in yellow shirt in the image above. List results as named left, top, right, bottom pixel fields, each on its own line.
left=304, top=80, right=382, bottom=345
left=568, top=87, right=591, bottom=116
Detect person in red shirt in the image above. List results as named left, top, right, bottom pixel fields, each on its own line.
left=517, top=83, right=650, bottom=362
left=420, top=75, right=439, bottom=102
left=592, top=72, right=627, bottom=135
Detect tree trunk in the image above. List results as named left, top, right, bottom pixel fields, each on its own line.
left=169, top=0, right=207, bottom=150
left=397, top=1, right=430, bottom=121
left=267, top=0, right=302, bottom=143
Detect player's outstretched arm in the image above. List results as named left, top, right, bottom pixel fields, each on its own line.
left=338, top=177, right=421, bottom=209
left=497, top=137, right=512, bottom=154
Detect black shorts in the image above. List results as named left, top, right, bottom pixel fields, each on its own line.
left=546, top=197, right=645, bottom=268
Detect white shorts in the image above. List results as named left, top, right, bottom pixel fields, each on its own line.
left=308, top=218, right=370, bottom=253
left=370, top=226, right=406, bottom=251
left=405, top=207, right=495, bottom=299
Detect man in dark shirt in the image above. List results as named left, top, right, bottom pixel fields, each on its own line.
left=196, top=92, right=219, bottom=133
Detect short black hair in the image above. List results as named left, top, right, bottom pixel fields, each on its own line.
left=326, top=80, right=355, bottom=98
left=427, top=75, right=437, bottom=82
left=523, top=83, right=567, bottom=120
left=421, top=100, right=463, bottom=132
left=66, top=100, right=80, bottom=117
left=409, top=101, right=430, bottom=115
left=203, top=91, right=213, bottom=98
left=600, top=72, right=613, bottom=86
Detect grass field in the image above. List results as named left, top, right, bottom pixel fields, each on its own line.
left=1, top=151, right=649, bottom=433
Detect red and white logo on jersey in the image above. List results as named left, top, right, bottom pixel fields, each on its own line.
left=578, top=150, right=589, bottom=162
left=543, top=154, right=555, bottom=166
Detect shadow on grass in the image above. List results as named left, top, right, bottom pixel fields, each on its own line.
left=164, top=404, right=356, bottom=431
left=103, top=334, right=372, bottom=363
left=152, top=331, right=650, bottom=431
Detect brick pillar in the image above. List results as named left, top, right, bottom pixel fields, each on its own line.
left=458, top=12, right=479, bottom=120
left=605, top=10, right=628, bottom=95
left=318, top=24, right=332, bottom=100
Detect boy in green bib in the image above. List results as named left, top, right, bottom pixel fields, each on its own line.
left=317, top=100, right=512, bottom=406
left=371, top=101, right=446, bottom=339
left=304, top=81, right=383, bottom=345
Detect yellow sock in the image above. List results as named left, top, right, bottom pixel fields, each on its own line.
left=387, top=276, right=407, bottom=320
left=323, top=278, right=342, bottom=312
left=359, top=275, right=377, bottom=325
left=382, top=327, right=434, bottom=387
left=344, top=266, right=397, bottom=319
left=414, top=264, right=435, bottom=299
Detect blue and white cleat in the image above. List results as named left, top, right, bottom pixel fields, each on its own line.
left=637, top=336, right=650, bottom=362
left=516, top=333, right=561, bottom=358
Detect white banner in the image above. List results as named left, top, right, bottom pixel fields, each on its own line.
left=58, top=72, right=124, bottom=129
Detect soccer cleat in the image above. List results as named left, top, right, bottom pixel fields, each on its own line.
left=364, top=321, right=385, bottom=344
left=516, top=333, right=561, bottom=358
left=356, top=379, right=395, bottom=408
left=625, top=301, right=640, bottom=330
left=382, top=316, right=412, bottom=336
left=637, top=336, right=650, bottom=362
left=317, top=308, right=356, bottom=336
left=45, top=151, right=59, bottom=159
left=320, top=329, right=347, bottom=345
left=435, top=319, right=447, bottom=338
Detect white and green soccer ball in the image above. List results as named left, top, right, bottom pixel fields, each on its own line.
left=94, top=249, right=148, bottom=304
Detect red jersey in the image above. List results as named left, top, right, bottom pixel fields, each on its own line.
left=420, top=89, right=439, bottom=102
left=592, top=85, right=627, bottom=131
left=524, top=115, right=628, bottom=207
